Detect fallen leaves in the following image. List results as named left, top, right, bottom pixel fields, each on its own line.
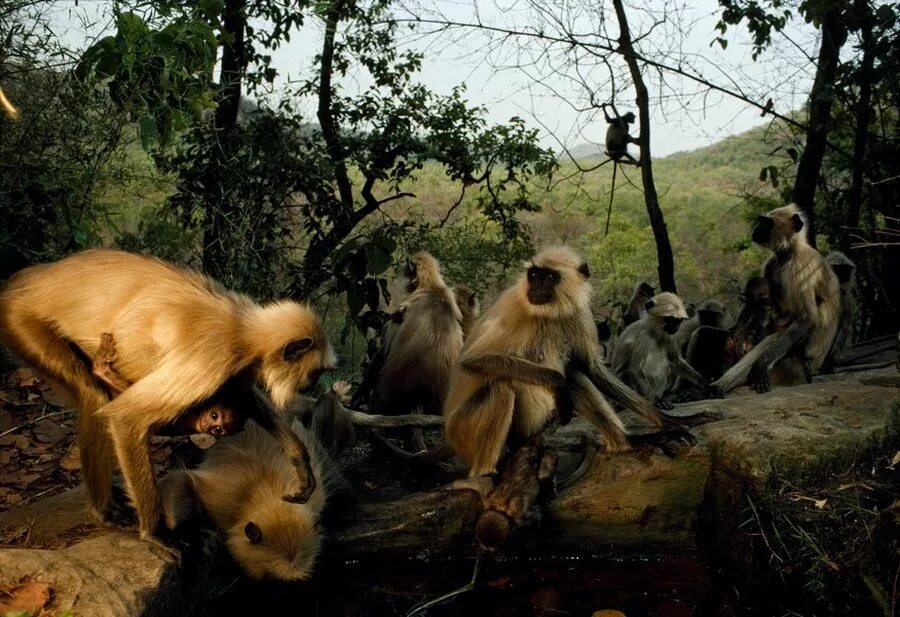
left=791, top=495, right=828, bottom=509
left=0, top=580, right=51, bottom=614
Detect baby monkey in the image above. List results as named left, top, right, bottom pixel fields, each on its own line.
left=91, top=333, right=241, bottom=438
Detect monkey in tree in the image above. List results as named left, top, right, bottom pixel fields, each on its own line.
left=714, top=204, right=840, bottom=393
left=611, top=292, right=716, bottom=409
left=370, top=252, right=464, bottom=451
left=0, top=250, right=335, bottom=543
left=603, top=104, right=639, bottom=165
left=623, top=281, right=655, bottom=326
left=444, top=246, right=663, bottom=480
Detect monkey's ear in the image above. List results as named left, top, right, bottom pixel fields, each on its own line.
left=283, top=338, right=315, bottom=361
left=644, top=299, right=656, bottom=311
left=244, top=521, right=263, bottom=544
left=790, top=213, right=804, bottom=232
left=578, top=262, right=591, bottom=278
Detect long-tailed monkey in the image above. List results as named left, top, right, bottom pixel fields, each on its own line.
left=370, top=252, right=464, bottom=451
left=0, top=249, right=336, bottom=541
left=611, top=292, right=714, bottom=409
left=444, top=246, right=663, bottom=479
left=714, top=204, right=840, bottom=393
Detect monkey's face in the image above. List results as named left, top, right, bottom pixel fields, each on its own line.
left=831, top=263, right=854, bottom=285
left=199, top=406, right=244, bottom=437
left=263, top=337, right=337, bottom=410
left=526, top=266, right=560, bottom=305
left=230, top=506, right=322, bottom=581
left=752, top=208, right=804, bottom=251
left=662, top=316, right=684, bottom=335
left=638, top=282, right=655, bottom=298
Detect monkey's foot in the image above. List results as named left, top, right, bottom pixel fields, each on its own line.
left=750, top=364, right=771, bottom=393
left=91, top=499, right=138, bottom=530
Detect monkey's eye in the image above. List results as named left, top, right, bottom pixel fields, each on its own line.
left=211, top=411, right=219, bottom=421
left=212, top=426, right=224, bottom=436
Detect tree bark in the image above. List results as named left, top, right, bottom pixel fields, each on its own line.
left=790, top=10, right=848, bottom=248
left=843, top=6, right=873, bottom=248
left=203, top=0, right=247, bottom=278
left=610, top=0, right=677, bottom=293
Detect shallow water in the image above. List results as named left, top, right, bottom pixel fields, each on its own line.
left=194, top=553, right=731, bottom=617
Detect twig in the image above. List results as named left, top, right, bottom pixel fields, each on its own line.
left=0, top=409, right=73, bottom=440
left=406, top=556, right=482, bottom=617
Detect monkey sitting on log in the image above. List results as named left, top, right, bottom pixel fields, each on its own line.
left=369, top=252, right=464, bottom=451
left=611, top=292, right=717, bottom=409
left=444, top=246, right=665, bottom=483
left=713, top=204, right=840, bottom=393
left=0, top=249, right=335, bottom=543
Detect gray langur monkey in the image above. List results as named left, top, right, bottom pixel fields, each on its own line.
left=603, top=104, right=639, bottom=165
left=675, top=299, right=728, bottom=355
left=611, top=292, right=715, bottom=409
left=731, top=277, right=773, bottom=360
left=623, top=281, right=655, bottom=326
left=713, top=204, right=840, bottom=393
left=370, top=252, right=464, bottom=451
left=821, top=250, right=858, bottom=370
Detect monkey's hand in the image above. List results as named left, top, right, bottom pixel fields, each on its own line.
left=283, top=457, right=316, bottom=504
left=749, top=362, right=771, bottom=393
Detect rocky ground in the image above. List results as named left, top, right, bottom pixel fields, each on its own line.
left=0, top=367, right=897, bottom=616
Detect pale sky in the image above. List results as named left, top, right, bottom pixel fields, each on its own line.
left=44, top=0, right=821, bottom=157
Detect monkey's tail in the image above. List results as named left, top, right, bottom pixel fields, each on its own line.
left=572, top=373, right=630, bottom=451
left=605, top=163, right=617, bottom=236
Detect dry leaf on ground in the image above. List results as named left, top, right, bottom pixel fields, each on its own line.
left=0, top=580, right=51, bottom=613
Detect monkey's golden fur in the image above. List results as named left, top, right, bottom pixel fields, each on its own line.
left=444, top=246, right=660, bottom=477
left=371, top=252, right=464, bottom=418
left=162, top=420, right=330, bottom=581
left=0, top=249, right=335, bottom=539
left=714, top=204, right=840, bottom=391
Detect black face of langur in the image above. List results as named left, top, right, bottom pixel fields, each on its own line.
left=661, top=314, right=685, bottom=335
left=527, top=263, right=590, bottom=305
left=751, top=210, right=804, bottom=250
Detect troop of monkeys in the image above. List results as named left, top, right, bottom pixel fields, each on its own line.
left=0, top=202, right=851, bottom=582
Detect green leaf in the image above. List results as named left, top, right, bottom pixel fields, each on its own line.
left=139, top=115, right=159, bottom=151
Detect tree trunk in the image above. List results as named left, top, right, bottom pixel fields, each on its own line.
left=202, top=0, right=247, bottom=278
left=842, top=7, right=873, bottom=249
left=610, top=0, right=677, bottom=293
left=790, top=10, right=848, bottom=248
